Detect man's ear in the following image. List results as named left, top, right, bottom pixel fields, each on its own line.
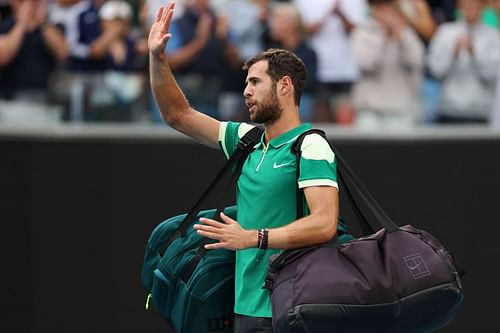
left=279, top=76, right=293, bottom=96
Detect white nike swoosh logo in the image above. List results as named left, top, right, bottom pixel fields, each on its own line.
left=273, top=162, right=293, bottom=169
left=409, top=263, right=422, bottom=270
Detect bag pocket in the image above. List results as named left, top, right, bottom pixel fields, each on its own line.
left=151, top=268, right=176, bottom=319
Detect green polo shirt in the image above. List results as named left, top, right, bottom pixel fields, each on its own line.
left=218, top=121, right=338, bottom=318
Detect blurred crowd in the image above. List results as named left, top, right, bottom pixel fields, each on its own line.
left=1, top=0, right=500, bottom=128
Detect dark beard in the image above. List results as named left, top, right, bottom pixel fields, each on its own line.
left=251, top=88, right=282, bottom=125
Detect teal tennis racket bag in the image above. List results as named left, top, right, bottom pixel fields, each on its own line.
left=142, top=207, right=237, bottom=333
left=141, top=127, right=263, bottom=333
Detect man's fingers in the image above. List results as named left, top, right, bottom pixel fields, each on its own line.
left=219, top=212, right=237, bottom=225
left=194, top=224, right=221, bottom=234
left=199, top=217, right=225, bottom=228
left=156, top=6, right=164, bottom=22
left=162, top=33, right=172, bottom=43
left=164, top=4, right=175, bottom=30
left=205, top=242, right=224, bottom=250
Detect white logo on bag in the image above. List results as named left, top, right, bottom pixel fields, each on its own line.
left=404, top=254, right=431, bottom=279
left=273, top=162, right=292, bottom=169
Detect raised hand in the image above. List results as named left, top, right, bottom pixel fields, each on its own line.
left=148, top=2, right=175, bottom=56
left=15, top=0, right=35, bottom=31
left=33, top=0, right=48, bottom=28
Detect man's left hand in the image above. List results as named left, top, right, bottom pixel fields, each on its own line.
left=194, top=213, right=257, bottom=250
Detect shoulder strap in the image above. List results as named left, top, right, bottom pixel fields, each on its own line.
left=160, top=125, right=264, bottom=256
left=291, top=128, right=398, bottom=234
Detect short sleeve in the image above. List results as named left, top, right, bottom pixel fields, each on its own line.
left=218, top=122, right=256, bottom=160
left=298, top=133, right=338, bottom=190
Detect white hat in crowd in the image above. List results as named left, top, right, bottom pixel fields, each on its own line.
left=99, top=0, right=133, bottom=22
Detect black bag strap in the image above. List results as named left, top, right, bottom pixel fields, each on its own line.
left=181, top=128, right=265, bottom=282
left=160, top=126, right=264, bottom=256
left=292, top=129, right=398, bottom=234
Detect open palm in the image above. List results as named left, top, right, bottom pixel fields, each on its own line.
left=148, top=2, right=175, bottom=56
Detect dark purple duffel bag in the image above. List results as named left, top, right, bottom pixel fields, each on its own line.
left=264, top=130, right=464, bottom=333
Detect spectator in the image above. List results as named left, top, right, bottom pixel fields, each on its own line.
left=398, top=0, right=437, bottom=42
left=65, top=0, right=125, bottom=72
left=396, top=0, right=439, bottom=123
left=428, top=0, right=500, bottom=124
left=165, top=0, right=241, bottom=118
left=0, top=0, right=68, bottom=101
left=352, top=0, right=424, bottom=129
left=80, top=0, right=148, bottom=121
left=99, top=0, right=148, bottom=72
left=268, top=2, right=318, bottom=121
left=48, top=0, right=137, bottom=121
left=213, top=0, right=267, bottom=121
left=293, top=0, right=368, bottom=124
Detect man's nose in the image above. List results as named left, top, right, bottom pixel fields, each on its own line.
left=243, top=85, right=252, bottom=98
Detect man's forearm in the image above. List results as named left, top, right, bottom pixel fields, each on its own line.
left=150, top=51, right=191, bottom=126
left=267, top=213, right=338, bottom=249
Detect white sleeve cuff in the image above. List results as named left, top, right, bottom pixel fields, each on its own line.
left=218, top=122, right=229, bottom=159
left=298, top=179, right=339, bottom=190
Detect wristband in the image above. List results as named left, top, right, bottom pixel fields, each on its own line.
left=257, top=228, right=269, bottom=250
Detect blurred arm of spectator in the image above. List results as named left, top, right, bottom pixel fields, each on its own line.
left=89, top=18, right=125, bottom=59
left=426, top=24, right=456, bottom=79
left=0, top=0, right=67, bottom=66
left=305, top=0, right=358, bottom=35
left=39, top=3, right=69, bottom=61
left=398, top=0, right=436, bottom=42
left=0, top=0, right=32, bottom=65
left=468, top=30, right=500, bottom=83
left=333, top=0, right=356, bottom=33
left=167, top=12, right=240, bottom=71
left=398, top=25, right=425, bottom=71
left=214, top=14, right=242, bottom=69
left=167, top=13, right=212, bottom=70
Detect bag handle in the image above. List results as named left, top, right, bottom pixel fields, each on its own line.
left=159, top=126, right=264, bottom=256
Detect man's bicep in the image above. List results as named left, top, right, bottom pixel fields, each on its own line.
left=303, top=186, right=339, bottom=220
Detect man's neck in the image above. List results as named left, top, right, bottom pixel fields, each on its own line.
left=264, top=108, right=301, bottom=144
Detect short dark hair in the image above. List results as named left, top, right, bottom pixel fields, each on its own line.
left=243, top=48, right=307, bottom=106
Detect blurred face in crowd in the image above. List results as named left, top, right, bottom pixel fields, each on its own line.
left=459, top=0, right=485, bottom=24
left=189, top=0, right=210, bottom=12
left=244, top=60, right=283, bottom=125
left=269, top=4, right=302, bottom=42
left=101, top=17, right=129, bottom=37
left=99, top=0, right=132, bottom=37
